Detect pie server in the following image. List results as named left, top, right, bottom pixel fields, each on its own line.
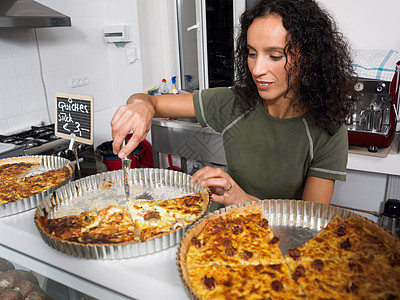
left=330, top=204, right=381, bottom=217
left=121, top=140, right=131, bottom=202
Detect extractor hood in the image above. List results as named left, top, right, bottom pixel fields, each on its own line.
left=0, top=0, right=71, bottom=29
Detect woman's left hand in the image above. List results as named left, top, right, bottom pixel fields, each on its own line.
left=190, top=166, right=258, bottom=206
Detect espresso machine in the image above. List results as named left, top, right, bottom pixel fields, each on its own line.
left=346, top=74, right=399, bottom=152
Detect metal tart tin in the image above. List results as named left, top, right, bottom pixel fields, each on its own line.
left=0, top=155, right=74, bottom=218
left=34, top=168, right=209, bottom=260
left=176, top=199, right=356, bottom=300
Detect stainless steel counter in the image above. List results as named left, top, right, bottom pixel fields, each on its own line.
left=151, top=118, right=226, bottom=172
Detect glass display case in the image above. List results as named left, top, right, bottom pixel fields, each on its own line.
left=0, top=209, right=188, bottom=300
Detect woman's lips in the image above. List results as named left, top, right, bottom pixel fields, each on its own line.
left=256, top=81, right=272, bottom=90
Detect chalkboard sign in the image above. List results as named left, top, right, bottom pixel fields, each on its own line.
left=55, top=93, right=94, bottom=145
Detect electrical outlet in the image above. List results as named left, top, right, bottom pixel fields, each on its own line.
left=69, top=76, right=89, bottom=88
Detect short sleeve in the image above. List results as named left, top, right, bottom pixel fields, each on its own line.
left=192, top=87, right=240, bottom=133
left=307, top=125, right=348, bottom=181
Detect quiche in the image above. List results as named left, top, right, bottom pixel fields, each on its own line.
left=178, top=202, right=400, bottom=299
left=0, top=156, right=73, bottom=205
left=35, top=190, right=210, bottom=245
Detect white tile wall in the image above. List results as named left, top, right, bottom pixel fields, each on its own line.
left=0, top=0, right=143, bottom=148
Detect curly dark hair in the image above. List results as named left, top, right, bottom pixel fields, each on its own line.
left=234, top=0, right=355, bottom=135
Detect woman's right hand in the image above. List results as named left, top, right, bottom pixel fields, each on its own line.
left=111, top=92, right=196, bottom=158
left=110, top=93, right=155, bottom=158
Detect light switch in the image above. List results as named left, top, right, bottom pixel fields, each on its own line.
left=126, top=47, right=138, bottom=64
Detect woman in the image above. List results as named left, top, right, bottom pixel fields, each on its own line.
left=111, top=0, right=355, bottom=206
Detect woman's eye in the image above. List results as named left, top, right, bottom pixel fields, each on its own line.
left=247, top=52, right=256, bottom=57
left=270, top=55, right=283, bottom=61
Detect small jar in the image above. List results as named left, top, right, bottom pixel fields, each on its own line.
left=379, top=199, right=400, bottom=238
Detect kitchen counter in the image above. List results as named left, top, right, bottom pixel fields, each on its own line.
left=347, top=133, right=400, bottom=176
left=1, top=122, right=398, bottom=299
left=0, top=209, right=188, bottom=300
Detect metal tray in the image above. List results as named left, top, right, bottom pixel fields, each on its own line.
left=34, top=168, right=208, bottom=260
left=176, top=199, right=356, bottom=299
left=0, top=155, right=74, bottom=218
left=260, top=199, right=355, bottom=255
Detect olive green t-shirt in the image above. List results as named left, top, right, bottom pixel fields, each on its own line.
left=193, top=87, right=348, bottom=200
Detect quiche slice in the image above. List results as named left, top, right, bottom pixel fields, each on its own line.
left=0, top=156, right=42, bottom=182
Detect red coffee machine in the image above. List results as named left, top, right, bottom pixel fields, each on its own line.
left=346, top=62, right=400, bottom=152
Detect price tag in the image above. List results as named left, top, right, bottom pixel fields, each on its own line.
left=54, top=92, right=94, bottom=145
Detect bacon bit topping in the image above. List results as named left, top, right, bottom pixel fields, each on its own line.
left=223, top=238, right=236, bottom=256
left=336, top=225, right=347, bottom=236
left=311, top=259, right=324, bottom=272
left=222, top=239, right=232, bottom=248
left=240, top=250, right=253, bottom=261
left=288, top=248, right=301, bottom=260
left=259, top=218, right=269, bottom=229
left=203, top=276, right=215, bottom=290
left=346, top=282, right=358, bottom=294
left=269, top=264, right=281, bottom=271
left=348, top=261, right=363, bottom=273
left=263, top=272, right=276, bottom=278
left=232, top=225, right=243, bottom=235
left=250, top=287, right=259, bottom=294
left=225, top=245, right=237, bottom=257
left=340, top=237, right=351, bottom=250
left=271, top=280, right=284, bottom=292
left=223, top=280, right=233, bottom=287
left=292, top=265, right=306, bottom=281
left=269, top=236, right=280, bottom=245
left=254, top=264, right=263, bottom=272
left=143, top=211, right=161, bottom=221
left=191, top=237, right=205, bottom=249
left=83, top=215, right=94, bottom=223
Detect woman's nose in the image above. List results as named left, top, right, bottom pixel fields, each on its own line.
left=251, top=57, right=268, bottom=77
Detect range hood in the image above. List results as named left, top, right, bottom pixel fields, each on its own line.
left=0, top=0, right=71, bottom=29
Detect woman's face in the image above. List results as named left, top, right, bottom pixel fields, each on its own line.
left=247, top=15, right=293, bottom=104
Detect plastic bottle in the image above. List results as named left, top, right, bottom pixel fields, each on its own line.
left=171, top=76, right=178, bottom=94
left=158, top=79, right=169, bottom=95
left=184, top=75, right=194, bottom=93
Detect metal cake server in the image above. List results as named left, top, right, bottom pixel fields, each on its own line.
left=121, top=140, right=131, bottom=202
left=330, top=204, right=381, bottom=217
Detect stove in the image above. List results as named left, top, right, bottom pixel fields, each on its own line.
left=0, top=124, right=97, bottom=179
left=0, top=124, right=64, bottom=154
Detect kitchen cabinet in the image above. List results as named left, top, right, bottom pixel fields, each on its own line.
left=0, top=209, right=189, bottom=300
left=331, top=137, right=400, bottom=222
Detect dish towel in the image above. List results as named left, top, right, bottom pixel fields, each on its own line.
left=352, top=49, right=400, bottom=81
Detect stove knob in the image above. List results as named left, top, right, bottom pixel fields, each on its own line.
left=65, top=149, right=73, bottom=156
left=376, top=82, right=386, bottom=93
